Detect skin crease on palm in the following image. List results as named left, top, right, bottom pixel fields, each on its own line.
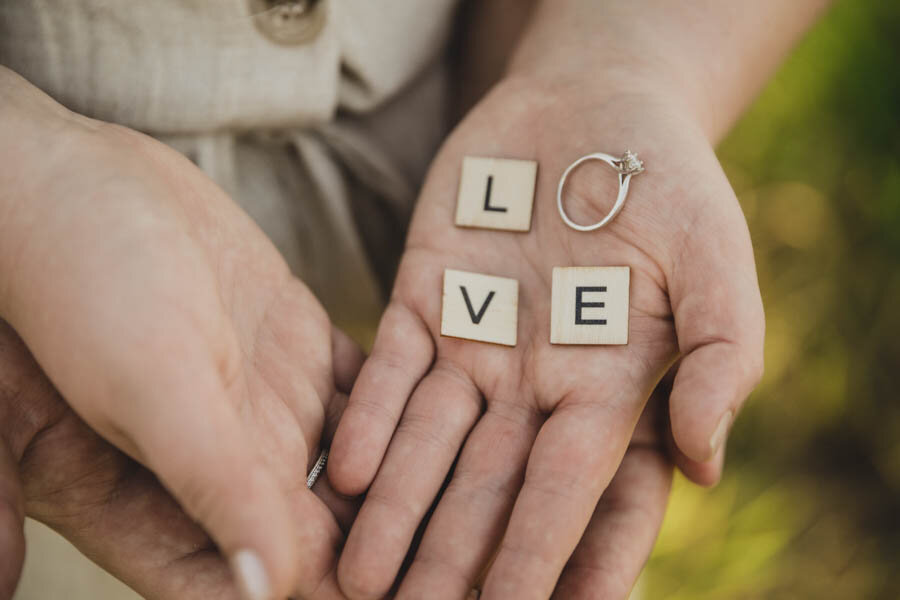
left=329, top=76, right=765, bottom=600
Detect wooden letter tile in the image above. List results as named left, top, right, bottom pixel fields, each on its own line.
left=455, top=156, right=537, bottom=232
left=441, top=268, right=518, bottom=346
left=550, top=267, right=630, bottom=345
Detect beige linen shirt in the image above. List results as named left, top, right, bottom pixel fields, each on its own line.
left=1, top=0, right=458, bottom=336
left=1, top=1, right=458, bottom=597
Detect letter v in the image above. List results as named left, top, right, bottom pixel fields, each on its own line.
left=460, top=286, right=495, bottom=324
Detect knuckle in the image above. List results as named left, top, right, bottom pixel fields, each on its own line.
left=445, top=468, right=519, bottom=506
left=338, top=564, right=388, bottom=600
left=522, top=464, right=589, bottom=503
left=371, top=351, right=416, bottom=382
left=349, top=394, right=400, bottom=428
left=561, top=561, right=633, bottom=599
left=486, top=398, right=542, bottom=429
left=376, top=303, right=433, bottom=356
left=407, top=551, right=472, bottom=589
left=497, top=540, right=555, bottom=572
left=395, top=414, right=457, bottom=457
left=362, top=488, right=422, bottom=526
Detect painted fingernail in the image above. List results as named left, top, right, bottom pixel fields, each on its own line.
left=709, top=410, right=733, bottom=457
left=231, top=549, right=271, bottom=600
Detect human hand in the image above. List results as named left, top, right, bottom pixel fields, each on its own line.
left=328, top=75, right=764, bottom=599
left=0, top=67, right=360, bottom=599
left=0, top=319, right=362, bottom=600
left=551, top=382, right=675, bottom=599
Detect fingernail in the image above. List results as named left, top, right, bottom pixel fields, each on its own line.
left=709, top=410, right=733, bottom=457
left=230, top=549, right=271, bottom=600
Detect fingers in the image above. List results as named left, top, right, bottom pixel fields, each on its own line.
left=31, top=449, right=344, bottom=600
left=0, top=444, right=24, bottom=600
left=1, top=312, right=344, bottom=600
left=552, top=445, right=672, bottom=599
left=3, top=292, right=349, bottom=600
left=652, top=367, right=725, bottom=487
left=19, top=322, right=310, bottom=599
left=0, top=249, right=314, bottom=596
left=331, top=326, right=366, bottom=395
left=667, top=425, right=726, bottom=487
left=395, top=402, right=542, bottom=599
left=667, top=206, right=765, bottom=463
left=123, top=358, right=305, bottom=600
left=22, top=412, right=345, bottom=600
left=324, top=324, right=364, bottom=449
left=29, top=455, right=237, bottom=600
left=329, top=302, right=435, bottom=496
left=323, top=391, right=350, bottom=445
left=314, top=328, right=365, bottom=530
left=116, top=360, right=346, bottom=600
left=310, top=467, right=361, bottom=534
left=320, top=326, right=365, bottom=530
left=316, top=390, right=363, bottom=533
left=479, top=396, right=640, bottom=600
left=338, top=361, right=483, bottom=599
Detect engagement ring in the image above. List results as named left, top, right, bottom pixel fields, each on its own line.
left=557, top=150, right=644, bottom=232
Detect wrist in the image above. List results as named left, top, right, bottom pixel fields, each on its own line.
left=491, top=67, right=709, bottom=148
left=0, top=67, right=90, bottom=311
left=459, top=66, right=721, bottom=240
left=503, top=8, right=719, bottom=141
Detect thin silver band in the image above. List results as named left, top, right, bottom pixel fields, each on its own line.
left=557, top=151, right=643, bottom=232
left=306, top=449, right=328, bottom=489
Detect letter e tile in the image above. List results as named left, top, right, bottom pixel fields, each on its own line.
left=550, top=267, right=629, bottom=345
left=441, top=269, right=518, bottom=346
left=455, top=156, right=537, bottom=232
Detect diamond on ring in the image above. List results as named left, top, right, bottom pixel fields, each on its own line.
left=617, top=150, right=644, bottom=175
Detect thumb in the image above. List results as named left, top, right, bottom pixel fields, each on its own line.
left=667, top=197, right=765, bottom=464
left=88, top=346, right=301, bottom=600
left=5, top=309, right=304, bottom=600
left=0, top=442, right=24, bottom=600
left=0, top=233, right=312, bottom=599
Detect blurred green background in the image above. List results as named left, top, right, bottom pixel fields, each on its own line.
left=641, top=1, right=900, bottom=598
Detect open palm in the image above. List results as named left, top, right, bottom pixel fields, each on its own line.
left=329, top=80, right=764, bottom=599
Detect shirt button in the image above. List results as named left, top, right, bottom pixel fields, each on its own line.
left=250, top=0, right=326, bottom=46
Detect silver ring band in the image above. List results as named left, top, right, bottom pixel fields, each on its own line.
left=306, top=449, right=328, bottom=489
left=557, top=150, right=644, bottom=232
